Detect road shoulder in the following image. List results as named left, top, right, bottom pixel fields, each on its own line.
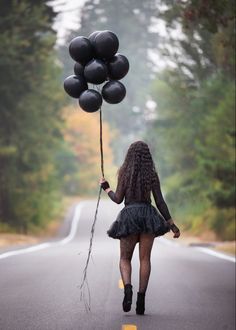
left=165, top=231, right=235, bottom=257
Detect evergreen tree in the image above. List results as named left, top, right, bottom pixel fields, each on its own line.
left=147, top=0, right=235, bottom=239
left=0, top=0, right=64, bottom=232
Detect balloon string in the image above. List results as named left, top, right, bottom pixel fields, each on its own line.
left=79, top=185, right=102, bottom=312
left=100, top=107, right=104, bottom=177
left=79, top=104, right=104, bottom=312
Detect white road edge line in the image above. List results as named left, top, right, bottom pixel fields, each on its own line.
left=159, top=237, right=235, bottom=263
left=194, top=247, right=236, bottom=263
left=0, top=202, right=86, bottom=260
left=1, top=203, right=235, bottom=264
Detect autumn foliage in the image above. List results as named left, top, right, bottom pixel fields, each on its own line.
left=63, top=105, right=117, bottom=195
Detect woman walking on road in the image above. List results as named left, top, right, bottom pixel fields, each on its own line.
left=100, top=141, right=180, bottom=315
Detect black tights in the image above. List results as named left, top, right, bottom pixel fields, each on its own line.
left=119, top=233, right=155, bottom=293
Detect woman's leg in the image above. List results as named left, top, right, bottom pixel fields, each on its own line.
left=138, top=233, right=155, bottom=293
left=119, top=233, right=139, bottom=285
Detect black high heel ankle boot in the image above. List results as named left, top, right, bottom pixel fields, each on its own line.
left=122, top=284, right=133, bottom=312
left=136, top=292, right=145, bottom=315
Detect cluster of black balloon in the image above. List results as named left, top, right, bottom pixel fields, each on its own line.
left=63, top=30, right=129, bottom=113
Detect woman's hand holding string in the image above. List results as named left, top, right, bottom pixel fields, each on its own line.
left=99, top=177, right=112, bottom=193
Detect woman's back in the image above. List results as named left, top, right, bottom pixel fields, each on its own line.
left=108, top=141, right=172, bottom=221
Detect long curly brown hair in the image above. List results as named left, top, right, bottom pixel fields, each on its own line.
left=118, top=141, right=159, bottom=199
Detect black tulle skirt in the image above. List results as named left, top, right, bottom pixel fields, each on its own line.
left=107, top=202, right=170, bottom=240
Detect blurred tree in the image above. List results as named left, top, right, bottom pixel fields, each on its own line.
left=62, top=106, right=116, bottom=195
left=158, top=0, right=235, bottom=82
left=147, top=0, right=235, bottom=239
left=0, top=0, right=64, bottom=232
left=196, top=78, right=235, bottom=209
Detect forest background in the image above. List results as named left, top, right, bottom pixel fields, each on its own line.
left=0, top=0, right=235, bottom=241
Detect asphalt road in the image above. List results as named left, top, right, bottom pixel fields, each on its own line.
left=0, top=199, right=235, bottom=330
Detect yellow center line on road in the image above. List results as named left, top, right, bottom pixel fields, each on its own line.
left=119, top=280, right=137, bottom=330
left=122, top=325, right=137, bottom=330
left=119, top=278, right=124, bottom=289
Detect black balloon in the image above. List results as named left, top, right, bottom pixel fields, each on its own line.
left=79, top=89, right=103, bottom=112
left=108, top=54, right=129, bottom=80
left=94, top=30, right=119, bottom=59
left=69, top=36, right=93, bottom=64
left=88, top=30, right=102, bottom=48
left=84, top=59, right=108, bottom=84
left=74, top=62, right=84, bottom=76
left=63, top=75, right=88, bottom=98
left=102, top=81, right=126, bottom=104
